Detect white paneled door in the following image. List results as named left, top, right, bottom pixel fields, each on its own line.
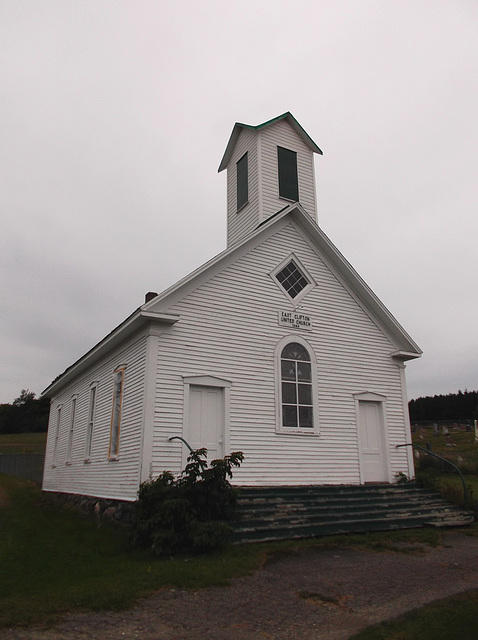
left=188, top=385, right=225, bottom=462
left=358, top=400, right=388, bottom=482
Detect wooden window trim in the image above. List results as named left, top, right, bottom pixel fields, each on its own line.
left=108, top=367, right=126, bottom=460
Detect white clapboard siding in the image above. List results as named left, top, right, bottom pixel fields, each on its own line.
left=259, top=119, right=317, bottom=222
left=43, top=113, right=416, bottom=499
left=43, top=334, right=148, bottom=501
left=226, top=119, right=317, bottom=248
left=151, top=219, right=411, bottom=485
left=226, top=127, right=259, bottom=247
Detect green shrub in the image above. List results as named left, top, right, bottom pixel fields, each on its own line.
left=133, top=448, right=244, bottom=555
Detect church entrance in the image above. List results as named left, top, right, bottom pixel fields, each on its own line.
left=188, top=385, right=225, bottom=462
left=357, top=399, right=389, bottom=482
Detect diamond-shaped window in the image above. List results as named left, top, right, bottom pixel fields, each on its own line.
left=275, top=260, right=310, bottom=299
left=272, top=255, right=315, bottom=302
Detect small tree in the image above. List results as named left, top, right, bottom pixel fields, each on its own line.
left=133, top=448, right=244, bottom=556
left=12, top=389, right=36, bottom=406
left=0, top=391, right=49, bottom=434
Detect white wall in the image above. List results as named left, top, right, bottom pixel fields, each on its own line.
left=259, top=119, right=317, bottom=222
left=226, top=127, right=259, bottom=247
left=151, top=219, right=412, bottom=485
left=43, top=333, right=148, bottom=501
left=226, top=120, right=317, bottom=247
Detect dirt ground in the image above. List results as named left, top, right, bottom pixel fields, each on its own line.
left=3, top=531, right=478, bottom=640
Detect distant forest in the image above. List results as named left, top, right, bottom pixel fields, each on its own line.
left=409, top=390, right=478, bottom=423
left=1, top=389, right=478, bottom=434
left=0, top=390, right=49, bottom=434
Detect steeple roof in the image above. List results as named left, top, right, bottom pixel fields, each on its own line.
left=218, top=112, right=323, bottom=172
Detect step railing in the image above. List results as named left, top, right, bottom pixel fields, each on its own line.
left=396, top=443, right=468, bottom=508
left=168, top=436, right=207, bottom=469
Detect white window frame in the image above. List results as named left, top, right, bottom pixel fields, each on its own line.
left=52, top=404, right=62, bottom=467
left=275, top=335, right=319, bottom=435
left=66, top=395, right=77, bottom=464
left=85, top=382, right=98, bottom=462
left=270, top=253, right=316, bottom=305
left=109, top=366, right=126, bottom=460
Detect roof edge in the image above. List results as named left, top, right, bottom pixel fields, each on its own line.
left=218, top=112, right=322, bottom=172
left=145, top=202, right=421, bottom=358
left=42, top=310, right=180, bottom=398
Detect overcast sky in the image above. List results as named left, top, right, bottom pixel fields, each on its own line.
left=1, top=1, right=477, bottom=404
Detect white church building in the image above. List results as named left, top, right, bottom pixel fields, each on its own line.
left=42, top=112, right=421, bottom=503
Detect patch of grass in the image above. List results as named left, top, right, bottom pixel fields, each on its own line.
left=413, top=426, right=478, bottom=513
left=416, top=468, right=478, bottom=514
left=0, top=474, right=263, bottom=628
left=349, top=589, right=478, bottom=639
left=0, top=474, right=447, bottom=630
left=298, top=590, right=342, bottom=605
left=259, top=527, right=442, bottom=569
left=413, top=427, right=478, bottom=474
left=0, top=432, right=47, bottom=454
left=319, top=528, right=441, bottom=552
left=436, top=473, right=478, bottom=496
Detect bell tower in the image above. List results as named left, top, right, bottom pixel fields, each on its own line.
left=218, top=112, right=322, bottom=247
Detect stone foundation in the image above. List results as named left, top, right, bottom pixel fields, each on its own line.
left=44, top=491, right=136, bottom=526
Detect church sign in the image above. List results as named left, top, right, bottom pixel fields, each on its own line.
left=278, top=310, right=312, bottom=331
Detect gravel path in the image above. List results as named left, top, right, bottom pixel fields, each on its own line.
left=3, top=531, right=478, bottom=640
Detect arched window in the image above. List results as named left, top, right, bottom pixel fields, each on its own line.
left=280, top=342, right=313, bottom=429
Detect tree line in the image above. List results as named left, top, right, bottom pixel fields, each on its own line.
left=0, top=390, right=49, bottom=434
left=409, top=389, right=478, bottom=423
left=1, top=388, right=478, bottom=434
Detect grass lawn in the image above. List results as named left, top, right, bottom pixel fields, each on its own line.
left=412, top=426, right=478, bottom=474
left=0, top=432, right=47, bottom=454
left=0, top=473, right=444, bottom=630
left=0, top=473, right=268, bottom=627
left=1, top=427, right=477, bottom=633
left=435, top=473, right=478, bottom=496
left=350, top=589, right=478, bottom=640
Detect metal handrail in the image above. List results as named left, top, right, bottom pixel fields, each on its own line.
left=168, top=436, right=207, bottom=470
left=396, top=443, right=468, bottom=508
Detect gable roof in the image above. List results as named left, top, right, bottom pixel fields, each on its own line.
left=144, top=203, right=421, bottom=359
left=43, top=203, right=421, bottom=397
left=42, top=310, right=180, bottom=397
left=218, top=112, right=323, bottom=173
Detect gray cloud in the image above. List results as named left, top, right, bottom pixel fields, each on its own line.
left=1, top=1, right=477, bottom=402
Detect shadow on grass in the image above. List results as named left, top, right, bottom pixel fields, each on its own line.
left=0, top=474, right=452, bottom=630
left=350, top=589, right=478, bottom=640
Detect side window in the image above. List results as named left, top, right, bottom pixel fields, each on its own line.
left=277, top=146, right=299, bottom=201
left=66, top=396, right=77, bottom=463
left=109, top=367, right=125, bottom=459
left=85, top=383, right=98, bottom=461
left=52, top=405, right=62, bottom=467
left=236, top=152, right=248, bottom=210
left=277, top=340, right=318, bottom=433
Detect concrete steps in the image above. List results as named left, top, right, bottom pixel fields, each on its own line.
left=229, top=483, right=474, bottom=544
